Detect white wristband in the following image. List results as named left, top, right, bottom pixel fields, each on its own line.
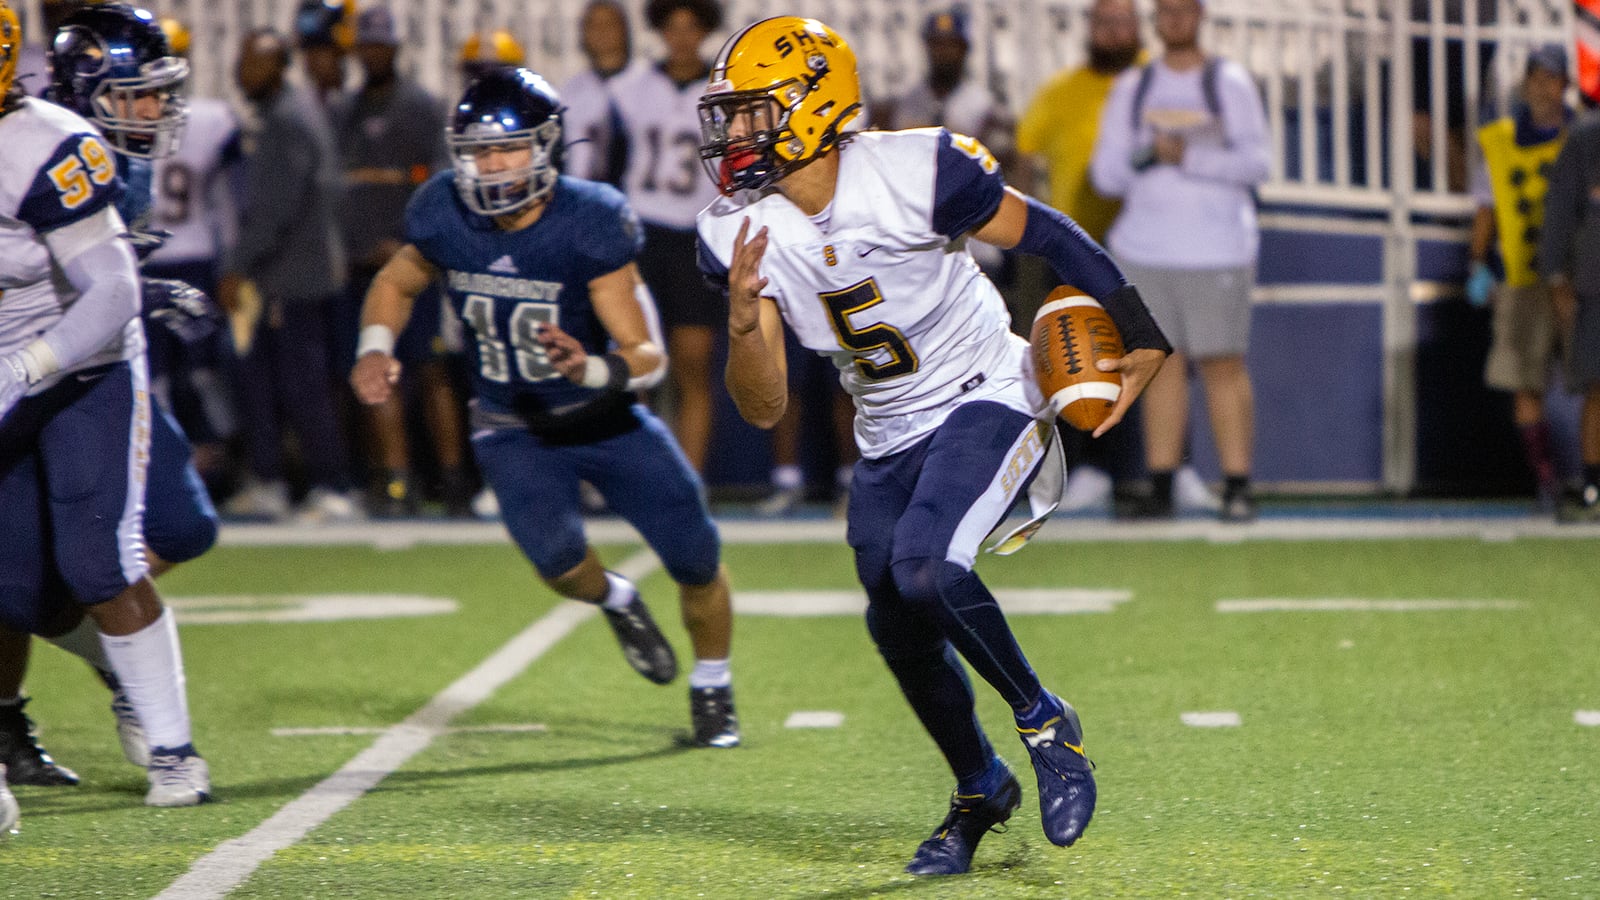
left=20, top=340, right=60, bottom=383
left=357, top=324, right=397, bottom=357
left=580, top=355, right=610, bottom=388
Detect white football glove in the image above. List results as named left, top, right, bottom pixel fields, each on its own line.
left=0, top=352, right=29, bottom=422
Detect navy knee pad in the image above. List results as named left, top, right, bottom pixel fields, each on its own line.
left=145, top=504, right=219, bottom=565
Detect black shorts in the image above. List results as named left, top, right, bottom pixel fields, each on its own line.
left=637, top=222, right=728, bottom=330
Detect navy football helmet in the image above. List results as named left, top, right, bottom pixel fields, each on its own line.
left=448, top=68, right=564, bottom=217
left=50, top=2, right=188, bottom=159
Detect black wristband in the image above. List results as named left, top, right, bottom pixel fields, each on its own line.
left=602, top=352, right=630, bottom=392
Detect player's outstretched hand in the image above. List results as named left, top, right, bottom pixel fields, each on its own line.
left=351, top=352, right=401, bottom=406
left=536, top=322, right=589, bottom=383
left=1092, top=347, right=1167, bottom=438
left=728, top=217, right=769, bottom=336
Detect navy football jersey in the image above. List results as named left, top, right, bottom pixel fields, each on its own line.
left=404, top=172, right=644, bottom=418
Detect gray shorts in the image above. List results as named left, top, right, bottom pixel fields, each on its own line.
left=1484, top=283, right=1562, bottom=393
left=1117, top=261, right=1254, bottom=358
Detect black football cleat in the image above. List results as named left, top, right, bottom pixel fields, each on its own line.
left=905, top=768, right=1023, bottom=876
left=0, top=699, right=80, bottom=787
left=1018, top=697, right=1096, bottom=847
left=601, top=592, right=678, bottom=685
left=689, top=685, right=741, bottom=748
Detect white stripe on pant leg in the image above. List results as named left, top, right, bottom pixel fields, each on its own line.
left=947, top=419, right=1050, bottom=569
left=121, top=353, right=153, bottom=584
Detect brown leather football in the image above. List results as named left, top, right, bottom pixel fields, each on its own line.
left=1030, top=285, right=1124, bottom=431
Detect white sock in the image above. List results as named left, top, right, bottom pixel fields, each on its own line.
left=99, top=607, right=192, bottom=751
left=44, top=616, right=113, bottom=673
left=689, top=658, right=731, bottom=689
left=600, top=572, right=635, bottom=611
left=772, top=464, right=803, bottom=490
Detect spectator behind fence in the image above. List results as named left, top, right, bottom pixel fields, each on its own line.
left=220, top=29, right=358, bottom=522
left=334, top=6, right=469, bottom=517
left=1537, top=104, right=1600, bottom=523
left=293, top=0, right=351, bottom=109
left=1016, top=0, right=1157, bottom=517
left=561, top=1, right=636, bottom=187
left=610, top=0, right=725, bottom=474
left=1090, top=0, right=1269, bottom=523
left=1467, top=44, right=1574, bottom=510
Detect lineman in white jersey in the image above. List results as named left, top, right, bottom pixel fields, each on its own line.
left=0, top=0, right=209, bottom=808
left=697, top=17, right=1169, bottom=876
left=611, top=0, right=727, bottom=473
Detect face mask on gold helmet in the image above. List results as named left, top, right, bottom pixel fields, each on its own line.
left=0, top=0, right=21, bottom=102
left=697, top=16, right=861, bottom=195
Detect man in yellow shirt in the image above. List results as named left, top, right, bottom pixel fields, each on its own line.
left=1017, top=0, right=1142, bottom=243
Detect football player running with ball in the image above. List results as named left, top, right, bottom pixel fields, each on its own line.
left=351, top=69, right=740, bottom=748
left=697, top=17, right=1169, bottom=874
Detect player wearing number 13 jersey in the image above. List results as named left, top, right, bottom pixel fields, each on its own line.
left=698, top=16, right=1171, bottom=875
left=352, top=68, right=739, bottom=748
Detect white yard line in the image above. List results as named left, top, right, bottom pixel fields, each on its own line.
left=155, top=549, right=661, bottom=900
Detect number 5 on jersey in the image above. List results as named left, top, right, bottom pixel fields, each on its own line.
left=48, top=136, right=117, bottom=209
left=819, top=278, right=920, bottom=381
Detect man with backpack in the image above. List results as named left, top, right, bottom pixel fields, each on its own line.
left=1090, top=0, right=1269, bottom=522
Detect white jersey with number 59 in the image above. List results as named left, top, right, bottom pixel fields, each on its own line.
left=0, top=97, right=139, bottom=370
left=697, top=128, right=1044, bottom=459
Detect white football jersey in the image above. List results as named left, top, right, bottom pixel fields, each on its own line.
left=148, top=97, right=240, bottom=264
left=560, top=60, right=643, bottom=184
left=0, top=98, right=141, bottom=373
left=611, top=63, right=723, bottom=229
left=697, top=129, right=1045, bottom=459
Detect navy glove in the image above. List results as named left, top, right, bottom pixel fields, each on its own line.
left=143, top=279, right=223, bottom=345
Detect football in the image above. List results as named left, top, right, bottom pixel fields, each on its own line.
left=1030, top=285, right=1124, bottom=431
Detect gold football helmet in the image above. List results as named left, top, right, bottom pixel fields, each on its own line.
left=460, top=28, right=526, bottom=77
left=159, top=17, right=192, bottom=56
left=698, top=16, right=861, bottom=194
left=1, top=0, right=20, bottom=101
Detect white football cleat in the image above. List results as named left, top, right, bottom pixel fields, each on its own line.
left=1059, top=466, right=1113, bottom=513
left=222, top=479, right=291, bottom=520
left=294, top=487, right=365, bottom=524
left=470, top=487, right=501, bottom=520
left=1175, top=466, right=1221, bottom=512
left=145, top=745, right=210, bottom=807
left=0, top=764, right=19, bottom=836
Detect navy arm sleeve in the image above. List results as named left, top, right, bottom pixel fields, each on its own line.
left=931, top=129, right=1006, bottom=240
left=1015, top=196, right=1171, bottom=353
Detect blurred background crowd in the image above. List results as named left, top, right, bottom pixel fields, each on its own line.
left=7, top=0, right=1596, bottom=522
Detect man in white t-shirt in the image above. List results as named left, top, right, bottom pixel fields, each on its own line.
left=1090, top=0, right=1268, bottom=522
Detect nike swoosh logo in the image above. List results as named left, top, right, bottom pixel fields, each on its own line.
left=857, top=246, right=881, bottom=258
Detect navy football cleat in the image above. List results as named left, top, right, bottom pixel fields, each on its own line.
left=905, top=768, right=1023, bottom=876
left=0, top=700, right=80, bottom=787
left=1018, top=697, right=1096, bottom=847
left=601, top=593, right=678, bottom=685
left=689, top=685, right=741, bottom=748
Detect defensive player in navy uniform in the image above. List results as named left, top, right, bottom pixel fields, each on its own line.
left=351, top=69, right=740, bottom=748
left=697, top=17, right=1170, bottom=874
left=0, top=0, right=209, bottom=807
